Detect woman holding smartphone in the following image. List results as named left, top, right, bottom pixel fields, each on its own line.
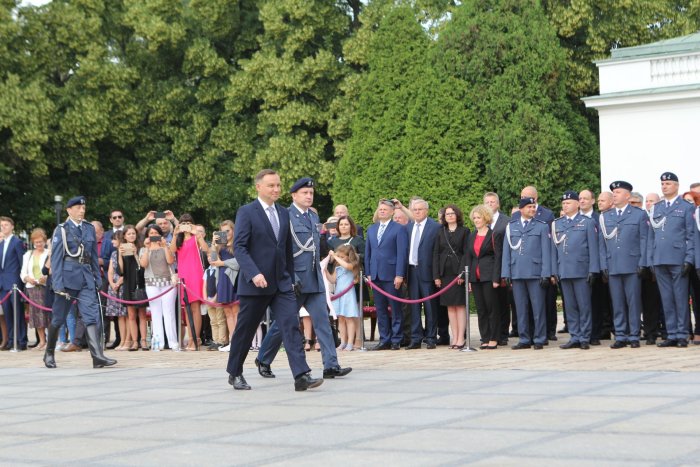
left=208, top=220, right=238, bottom=350
left=118, top=225, right=147, bottom=351
left=170, top=213, right=208, bottom=350
left=107, top=232, right=130, bottom=350
left=140, top=224, right=177, bottom=351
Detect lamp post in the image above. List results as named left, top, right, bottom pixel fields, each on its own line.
left=54, top=195, right=63, bottom=226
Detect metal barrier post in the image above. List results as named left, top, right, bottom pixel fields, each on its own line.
left=10, top=284, right=19, bottom=352
left=359, top=271, right=367, bottom=351
left=460, top=267, right=477, bottom=352
left=175, top=280, right=182, bottom=351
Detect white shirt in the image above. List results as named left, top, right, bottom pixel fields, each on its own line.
left=580, top=209, right=593, bottom=218
left=521, top=218, right=532, bottom=228
left=409, top=221, right=424, bottom=266
left=1, top=233, right=13, bottom=268
left=663, top=195, right=679, bottom=207
left=615, top=204, right=629, bottom=216
left=292, top=202, right=308, bottom=215
left=68, top=218, right=83, bottom=228
left=490, top=211, right=500, bottom=230
left=258, top=197, right=279, bottom=227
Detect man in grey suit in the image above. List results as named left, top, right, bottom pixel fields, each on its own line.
left=255, top=177, right=351, bottom=379
left=484, top=192, right=511, bottom=345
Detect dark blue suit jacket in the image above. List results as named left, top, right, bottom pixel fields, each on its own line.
left=406, top=218, right=440, bottom=282
left=234, top=200, right=294, bottom=296
left=365, top=220, right=408, bottom=281
left=0, top=235, right=25, bottom=291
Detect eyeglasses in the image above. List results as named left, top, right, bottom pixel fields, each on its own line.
left=445, top=212, right=456, bottom=216
left=111, top=215, right=123, bottom=219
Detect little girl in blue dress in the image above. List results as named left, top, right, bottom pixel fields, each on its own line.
left=325, top=245, right=360, bottom=351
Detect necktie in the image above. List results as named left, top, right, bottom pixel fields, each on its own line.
left=666, top=201, right=671, bottom=208
left=0, top=240, right=5, bottom=269
left=617, top=209, right=622, bottom=217
left=302, top=211, right=311, bottom=228
left=410, top=223, right=421, bottom=265
left=267, top=206, right=279, bottom=240
left=377, top=223, right=386, bottom=244
left=523, top=220, right=529, bottom=229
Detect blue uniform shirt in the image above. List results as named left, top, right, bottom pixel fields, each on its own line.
left=51, top=219, right=101, bottom=292
left=647, top=197, right=695, bottom=266
left=502, top=218, right=551, bottom=280
left=551, top=213, right=600, bottom=279
left=598, top=205, right=649, bottom=275
left=288, top=204, right=324, bottom=294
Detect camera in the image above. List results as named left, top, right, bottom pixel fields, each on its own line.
left=326, top=222, right=337, bottom=230
left=155, top=211, right=166, bottom=219
left=214, top=231, right=228, bottom=245
left=149, top=235, right=162, bottom=243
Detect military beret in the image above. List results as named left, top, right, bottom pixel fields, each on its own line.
left=290, top=177, right=314, bottom=193
left=519, top=197, right=536, bottom=208
left=609, top=181, right=633, bottom=192
left=66, top=196, right=86, bottom=208
left=660, top=172, right=678, bottom=182
left=561, top=190, right=579, bottom=201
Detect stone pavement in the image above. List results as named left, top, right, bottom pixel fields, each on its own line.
left=1, top=316, right=699, bottom=466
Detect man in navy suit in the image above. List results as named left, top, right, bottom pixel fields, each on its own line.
left=255, top=177, right=351, bottom=379
left=405, top=199, right=441, bottom=349
left=599, top=181, right=649, bottom=348
left=0, top=216, right=27, bottom=350
left=365, top=199, right=408, bottom=350
left=551, top=191, right=600, bottom=349
left=484, top=192, right=512, bottom=345
left=649, top=172, right=695, bottom=348
left=226, top=169, right=322, bottom=391
left=501, top=197, right=552, bottom=349
left=44, top=196, right=116, bottom=368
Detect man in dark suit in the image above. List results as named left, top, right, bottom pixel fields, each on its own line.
left=365, top=199, right=408, bottom=350
left=405, top=199, right=441, bottom=349
left=0, top=216, right=27, bottom=350
left=225, top=169, right=322, bottom=391
left=255, top=177, right=351, bottom=379
left=484, top=192, right=511, bottom=345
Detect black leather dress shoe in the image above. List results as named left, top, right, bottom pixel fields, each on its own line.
left=436, top=337, right=451, bottom=346
left=511, top=343, right=531, bottom=350
left=498, top=339, right=509, bottom=346
left=255, top=358, right=275, bottom=378
left=630, top=341, right=640, bottom=348
left=229, top=374, right=251, bottom=390
left=508, top=331, right=518, bottom=338
left=390, top=343, right=401, bottom=350
left=405, top=342, right=421, bottom=350
left=323, top=366, right=352, bottom=378
left=425, top=343, right=436, bottom=349
left=533, top=343, right=544, bottom=350
left=645, top=338, right=656, bottom=345
left=295, top=372, right=323, bottom=391
left=657, top=339, right=678, bottom=348
left=370, top=342, right=391, bottom=351
left=610, top=341, right=627, bottom=349
left=559, top=341, right=581, bottom=349
left=590, top=339, right=601, bottom=346
left=547, top=334, right=558, bottom=341
left=677, top=339, right=688, bottom=348
left=580, top=342, right=590, bottom=350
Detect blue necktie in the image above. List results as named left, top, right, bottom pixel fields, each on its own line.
left=377, top=223, right=386, bottom=244
left=267, top=206, right=279, bottom=240
left=523, top=220, right=529, bottom=229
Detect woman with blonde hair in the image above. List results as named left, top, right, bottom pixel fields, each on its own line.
left=21, top=228, right=50, bottom=350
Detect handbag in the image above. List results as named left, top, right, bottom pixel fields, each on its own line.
left=132, top=286, right=149, bottom=308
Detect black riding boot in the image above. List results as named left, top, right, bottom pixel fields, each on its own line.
left=43, top=324, right=60, bottom=368
left=86, top=324, right=117, bottom=368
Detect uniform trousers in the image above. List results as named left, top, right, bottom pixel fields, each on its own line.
left=560, top=278, right=592, bottom=343
left=259, top=291, right=338, bottom=370
left=591, top=278, right=613, bottom=339
left=608, top=273, right=642, bottom=342
left=227, top=291, right=310, bottom=379
left=472, top=281, right=500, bottom=343
left=372, top=280, right=404, bottom=345
left=655, top=265, right=690, bottom=341
left=51, top=286, right=100, bottom=328
left=641, top=276, right=663, bottom=339
left=512, top=279, right=547, bottom=345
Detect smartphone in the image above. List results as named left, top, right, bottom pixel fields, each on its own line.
left=149, top=235, right=162, bottom=243
left=179, top=224, right=191, bottom=233
left=122, top=244, right=135, bottom=256
left=214, top=231, right=228, bottom=245
left=155, top=211, right=166, bottom=219
left=326, top=222, right=337, bottom=230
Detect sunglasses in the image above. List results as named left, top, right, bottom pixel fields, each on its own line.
left=111, top=215, right=123, bottom=219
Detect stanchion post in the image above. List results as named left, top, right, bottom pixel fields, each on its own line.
left=460, top=267, right=477, bottom=352
left=359, top=271, right=367, bottom=351
left=10, top=284, right=19, bottom=352
left=175, top=279, right=182, bottom=351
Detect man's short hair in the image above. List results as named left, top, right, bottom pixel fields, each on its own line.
left=483, top=192, right=500, bottom=202
left=0, top=216, right=14, bottom=226
left=255, top=169, right=278, bottom=183
left=412, top=199, right=429, bottom=210
left=690, top=182, right=700, bottom=189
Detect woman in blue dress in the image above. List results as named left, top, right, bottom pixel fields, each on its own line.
left=325, top=245, right=360, bottom=351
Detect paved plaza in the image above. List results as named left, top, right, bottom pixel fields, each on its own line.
left=1, top=317, right=700, bottom=466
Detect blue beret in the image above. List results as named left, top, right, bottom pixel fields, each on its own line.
left=609, top=181, right=633, bottom=192
left=289, top=177, right=314, bottom=193
left=561, top=190, right=579, bottom=201
left=519, top=197, right=536, bottom=208
left=660, top=172, right=678, bottom=182
left=66, top=196, right=86, bottom=208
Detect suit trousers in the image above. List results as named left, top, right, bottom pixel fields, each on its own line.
left=408, top=267, right=439, bottom=345
left=51, top=287, right=100, bottom=328
left=591, top=278, right=613, bottom=340
left=472, top=281, right=500, bottom=343
left=641, top=276, right=663, bottom=339
left=560, top=278, right=592, bottom=343
left=372, top=280, right=404, bottom=345
left=546, top=283, right=558, bottom=336
left=259, top=292, right=338, bottom=370
left=608, top=274, right=642, bottom=342
left=512, top=279, right=547, bottom=345
left=1, top=287, right=27, bottom=347
left=655, top=265, right=690, bottom=341
left=227, top=291, right=310, bottom=379
left=496, top=286, right=510, bottom=340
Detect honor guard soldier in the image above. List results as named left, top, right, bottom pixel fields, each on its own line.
left=502, top=197, right=552, bottom=350
left=44, top=196, right=116, bottom=369
left=256, top=178, right=351, bottom=379
left=648, top=172, right=695, bottom=348
left=599, top=181, right=649, bottom=349
left=551, top=191, right=600, bottom=350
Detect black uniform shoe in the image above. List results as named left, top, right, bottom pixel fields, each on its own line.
left=229, top=374, right=251, bottom=390
left=645, top=338, right=656, bottom=345
left=390, top=343, right=401, bottom=350
left=657, top=339, right=679, bottom=348
left=630, top=341, right=640, bottom=348
left=558, top=327, right=569, bottom=334
left=323, top=366, right=352, bottom=378
left=255, top=358, right=275, bottom=378
left=610, top=341, right=628, bottom=349
left=533, top=343, right=544, bottom=350
left=580, top=342, right=590, bottom=350
left=370, top=342, right=391, bottom=351
left=677, top=339, right=688, bottom=348
left=508, top=330, right=519, bottom=338
left=294, top=372, right=323, bottom=391
left=405, top=342, right=421, bottom=350
left=559, top=341, right=581, bottom=349
left=590, top=339, right=601, bottom=346
left=511, top=343, right=531, bottom=350
left=425, top=343, right=436, bottom=349
left=547, top=334, right=558, bottom=341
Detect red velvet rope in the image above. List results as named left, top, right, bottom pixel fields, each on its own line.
left=364, top=273, right=463, bottom=304
left=0, top=291, right=10, bottom=305
left=330, top=282, right=355, bottom=300
left=16, top=289, right=53, bottom=312
left=98, top=285, right=176, bottom=305
left=181, top=283, right=240, bottom=307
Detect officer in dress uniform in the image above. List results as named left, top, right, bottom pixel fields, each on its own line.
left=599, top=181, right=649, bottom=349
left=43, top=196, right=116, bottom=369
left=551, top=191, right=600, bottom=350
left=648, top=172, right=695, bottom=348
left=502, top=197, right=552, bottom=350
left=255, top=178, right=351, bottom=379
